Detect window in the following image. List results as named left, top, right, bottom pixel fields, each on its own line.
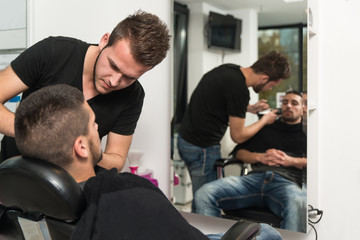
left=258, top=24, right=307, bottom=108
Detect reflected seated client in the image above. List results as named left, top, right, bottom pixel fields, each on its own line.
left=193, top=90, right=307, bottom=232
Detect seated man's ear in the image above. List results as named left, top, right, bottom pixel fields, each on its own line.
left=302, top=105, right=305, bottom=116
left=73, top=136, right=89, bottom=159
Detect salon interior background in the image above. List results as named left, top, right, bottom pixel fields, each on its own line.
left=1, top=0, right=360, bottom=239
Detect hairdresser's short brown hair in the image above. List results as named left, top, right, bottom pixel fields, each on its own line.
left=15, top=84, right=89, bottom=167
left=251, top=51, right=291, bottom=82
left=108, top=10, right=171, bottom=67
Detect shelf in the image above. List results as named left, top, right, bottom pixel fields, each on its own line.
left=309, top=29, right=317, bottom=37
left=308, top=104, right=317, bottom=111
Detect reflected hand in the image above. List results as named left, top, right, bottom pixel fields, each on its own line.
left=257, top=149, right=279, bottom=166
left=263, top=149, right=306, bottom=169
left=247, top=99, right=269, bottom=114
left=262, top=149, right=282, bottom=166
left=261, top=109, right=278, bottom=125
left=266, top=149, right=296, bottom=167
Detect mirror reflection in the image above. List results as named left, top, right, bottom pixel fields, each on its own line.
left=172, top=0, right=308, bottom=233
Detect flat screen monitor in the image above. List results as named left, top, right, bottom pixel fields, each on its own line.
left=207, top=11, right=242, bottom=52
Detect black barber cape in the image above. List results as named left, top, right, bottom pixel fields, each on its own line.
left=71, top=170, right=209, bottom=240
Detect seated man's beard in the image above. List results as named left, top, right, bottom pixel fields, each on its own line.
left=89, top=140, right=103, bottom=166
left=282, top=116, right=300, bottom=123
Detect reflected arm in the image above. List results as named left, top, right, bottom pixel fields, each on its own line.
left=279, top=150, right=307, bottom=169
left=235, top=149, right=280, bottom=167
left=229, top=110, right=278, bottom=144
left=236, top=148, right=307, bottom=169
left=235, top=149, right=266, bottom=164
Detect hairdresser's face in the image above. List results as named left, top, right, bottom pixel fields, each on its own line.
left=281, top=93, right=303, bottom=124
left=85, top=103, right=102, bottom=165
left=93, top=38, right=151, bottom=94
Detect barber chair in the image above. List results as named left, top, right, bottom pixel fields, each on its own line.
left=0, top=156, right=86, bottom=240
left=215, top=158, right=282, bottom=228
left=0, top=155, right=261, bottom=240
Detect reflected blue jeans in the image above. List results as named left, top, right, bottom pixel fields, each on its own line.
left=194, top=172, right=307, bottom=233
left=177, top=134, right=221, bottom=197
left=206, top=223, right=282, bottom=240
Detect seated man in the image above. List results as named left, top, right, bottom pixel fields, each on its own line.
left=194, top=90, right=307, bottom=233
left=14, top=84, right=282, bottom=240
left=302, top=92, right=307, bottom=134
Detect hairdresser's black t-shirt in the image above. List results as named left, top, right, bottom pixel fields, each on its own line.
left=1, top=36, right=144, bottom=161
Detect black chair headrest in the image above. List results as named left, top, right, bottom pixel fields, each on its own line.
left=0, top=156, right=86, bottom=222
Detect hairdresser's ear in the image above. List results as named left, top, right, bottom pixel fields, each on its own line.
left=99, top=33, right=110, bottom=50
left=260, top=75, right=270, bottom=84
left=73, top=136, right=89, bottom=159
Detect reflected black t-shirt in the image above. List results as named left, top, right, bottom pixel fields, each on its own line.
left=179, top=64, right=249, bottom=147
left=231, top=119, right=307, bottom=186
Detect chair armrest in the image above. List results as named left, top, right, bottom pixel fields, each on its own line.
left=215, top=158, right=246, bottom=168
left=215, top=158, right=249, bottom=178
left=221, top=220, right=260, bottom=240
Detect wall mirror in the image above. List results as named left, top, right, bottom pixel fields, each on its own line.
left=171, top=0, right=308, bottom=233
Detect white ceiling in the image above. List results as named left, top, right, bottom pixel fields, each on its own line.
left=175, top=0, right=308, bottom=27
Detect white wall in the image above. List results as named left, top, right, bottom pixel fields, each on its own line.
left=185, top=3, right=260, bottom=157
left=273, top=0, right=360, bottom=239
left=186, top=3, right=258, bottom=98
left=0, top=0, right=26, bottom=50
left=307, top=0, right=360, bottom=239
left=0, top=0, right=27, bottom=143
left=28, top=0, right=172, bottom=196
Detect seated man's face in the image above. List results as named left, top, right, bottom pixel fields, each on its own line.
left=281, top=93, right=303, bottom=124
left=84, top=102, right=103, bottom=165
left=302, top=93, right=307, bottom=115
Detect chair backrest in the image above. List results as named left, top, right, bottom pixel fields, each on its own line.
left=0, top=156, right=86, bottom=240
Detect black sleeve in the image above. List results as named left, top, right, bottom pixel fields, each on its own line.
left=223, top=67, right=249, bottom=118
left=230, top=128, right=268, bottom=157
left=11, top=37, right=53, bottom=87
left=230, top=140, right=254, bottom=157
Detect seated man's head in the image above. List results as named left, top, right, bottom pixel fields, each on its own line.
left=15, top=84, right=102, bottom=182
left=302, top=92, right=307, bottom=115
left=280, top=90, right=304, bottom=124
